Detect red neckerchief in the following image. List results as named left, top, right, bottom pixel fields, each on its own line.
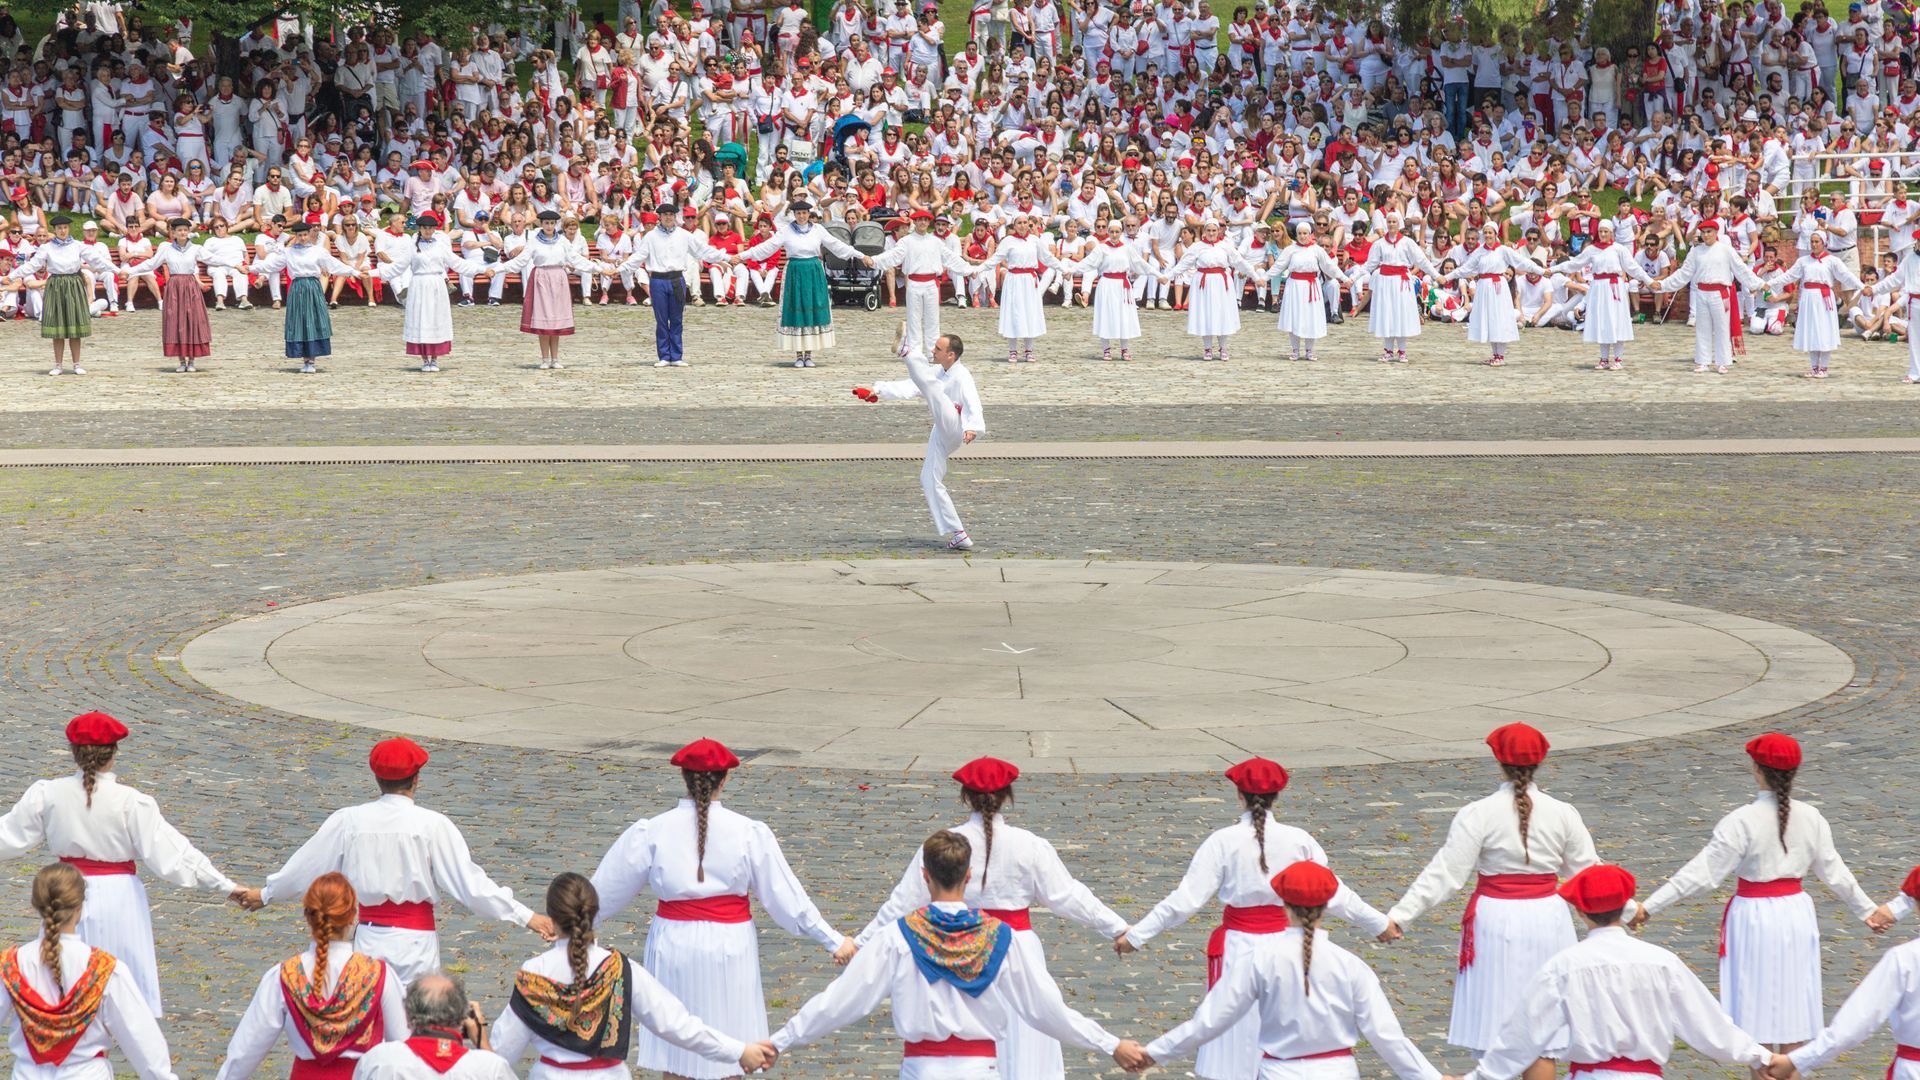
left=404, top=1027, right=469, bottom=1075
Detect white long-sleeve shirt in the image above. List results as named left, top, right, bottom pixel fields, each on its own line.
left=492, top=230, right=598, bottom=276
left=1549, top=241, right=1652, bottom=284
left=1791, top=936, right=1920, bottom=1072
left=1388, top=784, right=1605, bottom=927
left=772, top=901, right=1120, bottom=1054
left=1641, top=791, right=1877, bottom=920
left=1466, top=927, right=1771, bottom=1079
left=1144, top=928, right=1442, bottom=1079
left=1165, top=239, right=1260, bottom=282
left=1270, top=241, right=1350, bottom=284
left=0, top=772, right=236, bottom=893
left=1127, top=813, right=1389, bottom=944
left=871, top=231, right=975, bottom=278
left=588, top=798, right=843, bottom=951
left=737, top=222, right=859, bottom=263
left=215, top=943, right=409, bottom=1079
left=0, top=934, right=178, bottom=1080
left=12, top=236, right=116, bottom=277
left=375, top=239, right=487, bottom=284
left=349, top=1039, right=519, bottom=1079
left=1655, top=238, right=1766, bottom=291
left=1360, top=233, right=1440, bottom=282
left=1447, top=245, right=1548, bottom=284
left=855, top=813, right=1121, bottom=946
left=611, top=226, right=727, bottom=275
left=489, top=941, right=744, bottom=1070
left=122, top=240, right=242, bottom=276
left=1761, top=252, right=1864, bottom=309
left=252, top=241, right=360, bottom=280
left=259, top=794, right=534, bottom=927
left=979, top=234, right=1059, bottom=272
left=873, top=359, right=986, bottom=434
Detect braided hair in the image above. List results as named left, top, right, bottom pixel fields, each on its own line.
left=1287, top=902, right=1327, bottom=997
left=32, top=863, right=85, bottom=995
left=70, top=743, right=115, bottom=809
left=962, top=785, right=1013, bottom=889
left=1503, top=764, right=1539, bottom=865
left=683, top=768, right=728, bottom=882
left=1244, top=791, right=1280, bottom=872
left=303, top=872, right=358, bottom=1003
left=1760, top=764, right=1795, bottom=851
left=546, top=872, right=600, bottom=988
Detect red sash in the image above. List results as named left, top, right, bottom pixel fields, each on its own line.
left=1719, top=878, right=1803, bottom=956
left=1206, top=905, right=1291, bottom=987
left=1197, top=266, right=1231, bottom=288
left=1102, top=272, right=1130, bottom=288
left=1289, top=271, right=1320, bottom=302
left=1264, top=1048, right=1354, bottom=1062
left=1594, top=272, right=1623, bottom=301
left=980, top=908, right=1031, bottom=931
left=1697, top=283, right=1746, bottom=355
left=288, top=1058, right=359, bottom=1080
left=539, top=1056, right=624, bottom=1070
left=655, top=895, right=752, bottom=923
left=1804, top=281, right=1834, bottom=308
left=1007, top=266, right=1041, bottom=275
left=1459, top=873, right=1559, bottom=971
left=1570, top=1061, right=1661, bottom=1076
left=405, top=1031, right=470, bottom=1074
left=1378, top=264, right=1411, bottom=285
left=1889, top=1043, right=1920, bottom=1079
left=904, top=1037, right=996, bottom=1057
left=58, top=857, right=135, bottom=876
left=908, top=273, right=942, bottom=282
left=359, top=900, right=435, bottom=931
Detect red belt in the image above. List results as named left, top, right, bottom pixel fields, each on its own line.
left=1594, top=272, right=1623, bottom=302
left=1198, top=266, right=1231, bottom=285
left=1264, top=1048, right=1354, bottom=1062
left=539, top=1057, right=624, bottom=1070
left=1207, top=904, right=1291, bottom=988
left=59, top=856, right=135, bottom=876
left=1102, top=272, right=1130, bottom=288
left=656, top=895, right=752, bottom=923
left=981, top=907, right=1032, bottom=931
left=1459, top=873, right=1559, bottom=971
left=1007, top=266, right=1040, bottom=275
left=1697, top=283, right=1746, bottom=355
left=1719, top=878, right=1803, bottom=956
left=359, top=900, right=436, bottom=931
left=1378, top=264, right=1410, bottom=285
left=1805, top=281, right=1834, bottom=307
left=904, top=1037, right=996, bottom=1057
left=908, top=273, right=941, bottom=282
left=1890, top=1044, right=1920, bottom=1079
left=1907, top=291, right=1920, bottom=310
left=289, top=1057, right=359, bottom=1080
left=1288, top=270, right=1320, bottom=302
left=1570, top=1061, right=1661, bottom=1076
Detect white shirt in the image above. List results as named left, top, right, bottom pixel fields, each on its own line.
left=495, top=230, right=599, bottom=275
left=1792, top=934, right=1920, bottom=1073
left=0, top=773, right=235, bottom=893
left=124, top=240, right=241, bottom=276
left=1655, top=239, right=1766, bottom=292
left=0, top=935, right=178, bottom=1080
left=1388, top=784, right=1604, bottom=927
left=260, top=794, right=534, bottom=926
left=350, top=1038, right=519, bottom=1079
left=871, top=231, right=974, bottom=278
left=871, top=359, right=987, bottom=434
left=11, top=236, right=115, bottom=278
left=616, top=225, right=728, bottom=275
left=1467, top=927, right=1771, bottom=1078
left=772, top=901, right=1119, bottom=1052
left=251, top=242, right=361, bottom=282
left=589, top=799, right=844, bottom=951
left=490, top=941, right=744, bottom=1070
left=1145, top=929, right=1441, bottom=1079
left=1642, top=791, right=1877, bottom=919
left=216, top=943, right=409, bottom=1078
left=738, top=222, right=859, bottom=263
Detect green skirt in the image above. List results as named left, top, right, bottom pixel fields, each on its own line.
left=282, top=278, right=333, bottom=358
left=41, top=274, right=91, bottom=339
left=777, top=257, right=835, bottom=351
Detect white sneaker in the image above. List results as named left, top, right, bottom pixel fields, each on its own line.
left=47, top=367, right=60, bottom=376
left=539, top=359, right=552, bottom=369
left=120, top=303, right=132, bottom=313
left=947, top=530, right=973, bottom=551
left=656, top=359, right=673, bottom=367
left=301, top=361, right=317, bottom=373
left=669, top=359, right=687, bottom=367
left=70, top=366, right=85, bottom=374
left=550, top=359, right=562, bottom=369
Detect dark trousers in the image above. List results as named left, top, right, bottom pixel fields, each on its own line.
left=651, top=273, right=686, bottom=363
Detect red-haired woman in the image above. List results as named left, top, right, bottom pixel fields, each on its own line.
left=217, top=872, right=406, bottom=1079
left=0, top=712, right=249, bottom=1018
left=588, top=739, right=853, bottom=1079
left=1116, top=757, right=1388, bottom=1080
left=1632, top=733, right=1893, bottom=1050
left=854, top=756, right=1127, bottom=1080
left=1379, top=724, right=1609, bottom=1080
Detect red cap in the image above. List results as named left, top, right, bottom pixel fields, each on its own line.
left=1558, top=864, right=1637, bottom=913
left=671, top=738, right=740, bottom=771
left=1224, top=756, right=1288, bottom=795
left=1485, top=723, right=1549, bottom=767
left=65, top=711, right=128, bottom=746
left=1270, top=861, right=1339, bottom=907
left=409, top=158, right=434, bottom=170
left=1903, top=866, right=1920, bottom=901
left=1697, top=218, right=1722, bottom=231
left=1121, top=156, right=1140, bottom=169
left=952, top=756, right=1019, bottom=792
left=937, top=154, right=954, bottom=165
left=369, top=737, right=429, bottom=780
left=640, top=211, right=659, bottom=224
left=910, top=209, right=933, bottom=220
left=1746, top=732, right=1802, bottom=771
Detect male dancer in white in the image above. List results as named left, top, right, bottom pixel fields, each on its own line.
left=1270, top=223, right=1350, bottom=361
left=1356, top=212, right=1441, bottom=363
left=871, top=209, right=981, bottom=359
left=1871, top=239, right=1920, bottom=382
left=1775, top=866, right=1920, bottom=1079
left=1653, top=218, right=1767, bottom=374
left=240, top=738, right=557, bottom=985
left=978, top=216, right=1061, bottom=363
left=853, top=326, right=985, bottom=551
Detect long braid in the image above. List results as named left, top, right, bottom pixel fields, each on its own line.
left=1245, top=792, right=1278, bottom=872
left=963, top=787, right=1013, bottom=889
left=32, top=864, right=85, bottom=995
left=1289, top=903, right=1326, bottom=997
left=1762, top=765, right=1795, bottom=851
left=70, top=744, right=114, bottom=809
left=684, top=769, right=726, bottom=882
left=302, top=873, right=357, bottom=1004
left=546, top=873, right=600, bottom=989
left=1503, top=764, right=1538, bottom=865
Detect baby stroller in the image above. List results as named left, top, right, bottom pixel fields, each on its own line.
left=822, top=220, right=887, bottom=310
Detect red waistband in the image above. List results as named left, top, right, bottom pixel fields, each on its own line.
left=1221, top=904, right=1293, bottom=934
left=1478, top=273, right=1507, bottom=281
left=1595, top=272, right=1622, bottom=280
left=1007, top=265, right=1041, bottom=274
left=59, top=856, right=135, bottom=876
left=1735, top=877, right=1803, bottom=898
left=538, top=1056, right=624, bottom=1070
left=1570, top=1060, right=1661, bottom=1076
left=1198, top=266, right=1231, bottom=278
left=359, top=900, right=436, bottom=931
left=980, top=907, right=1032, bottom=931
left=904, top=1037, right=997, bottom=1058
left=1378, top=265, right=1410, bottom=277
left=1264, top=1048, right=1355, bottom=1062
left=1476, top=872, right=1561, bottom=900
left=1288, top=272, right=1319, bottom=281
left=655, top=895, right=752, bottom=923
left=1698, top=282, right=1737, bottom=294
left=1102, top=272, right=1129, bottom=280
left=1898, top=1045, right=1920, bottom=1059
left=908, top=273, right=942, bottom=282
left=290, top=1056, right=360, bottom=1080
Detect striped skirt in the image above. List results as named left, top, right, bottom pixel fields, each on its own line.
left=776, top=256, right=834, bottom=351
left=1721, top=890, right=1822, bottom=1042
left=41, top=273, right=91, bottom=339
left=283, top=277, right=332, bottom=358
left=640, top=916, right=761, bottom=1078
left=1448, top=894, right=1575, bottom=1052
left=160, top=274, right=210, bottom=357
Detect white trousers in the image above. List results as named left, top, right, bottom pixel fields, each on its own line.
left=899, top=1058, right=998, bottom=1079
left=907, top=350, right=967, bottom=536
left=709, top=264, right=747, bottom=299
left=208, top=267, right=247, bottom=301
left=904, top=281, right=943, bottom=357
left=1693, top=290, right=1736, bottom=366
left=353, top=924, right=441, bottom=987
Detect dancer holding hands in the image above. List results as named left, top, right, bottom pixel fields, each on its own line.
left=1445, top=225, right=1548, bottom=367
left=1549, top=220, right=1651, bottom=371
left=1270, top=222, right=1350, bottom=362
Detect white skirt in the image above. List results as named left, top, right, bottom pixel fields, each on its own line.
left=1090, top=276, right=1141, bottom=340
left=1582, top=277, right=1636, bottom=345
left=997, top=272, right=1047, bottom=339
left=1366, top=273, right=1422, bottom=338
left=1257, top=1057, right=1359, bottom=1080
left=1185, top=272, right=1241, bottom=337
left=75, top=875, right=160, bottom=1017
left=999, top=930, right=1064, bottom=1079
left=1792, top=295, right=1842, bottom=352
left=353, top=924, right=441, bottom=989
left=402, top=274, right=454, bottom=347
left=1198, top=929, right=1291, bottom=1080
left=642, top=916, right=763, bottom=1078
left=1277, top=276, right=1328, bottom=340
left=1464, top=278, right=1521, bottom=345
left=1720, top=890, right=1822, bottom=1043
left=1448, top=895, right=1576, bottom=1053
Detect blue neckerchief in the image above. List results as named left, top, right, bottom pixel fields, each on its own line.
left=50, top=237, right=72, bottom=246
left=535, top=231, right=558, bottom=244
left=898, top=906, right=1012, bottom=998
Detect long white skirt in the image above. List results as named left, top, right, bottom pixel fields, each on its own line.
left=1792, top=295, right=1842, bottom=352
left=1721, top=891, right=1822, bottom=1043
left=900, top=1059, right=998, bottom=1079
left=1186, top=273, right=1241, bottom=337
left=1366, top=273, right=1422, bottom=338
left=1090, top=276, right=1141, bottom=340
left=1464, top=279, right=1521, bottom=345
left=999, top=930, right=1064, bottom=1079
left=402, top=274, right=455, bottom=347
left=1448, top=895, right=1576, bottom=1052
left=642, top=916, right=763, bottom=1078
left=76, top=875, right=160, bottom=1017
left=1257, top=1056, right=1359, bottom=1080
left=1277, top=277, right=1328, bottom=340
left=1582, top=278, right=1635, bottom=345
left=998, top=272, right=1047, bottom=339
left=1198, top=929, right=1290, bottom=1080
left=353, top=924, right=441, bottom=988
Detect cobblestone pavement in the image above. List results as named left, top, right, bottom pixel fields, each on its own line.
left=6, top=302, right=1920, bottom=415
left=2, top=455, right=1918, bottom=1077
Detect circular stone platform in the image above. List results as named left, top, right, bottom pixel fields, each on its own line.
left=180, top=560, right=1854, bottom=773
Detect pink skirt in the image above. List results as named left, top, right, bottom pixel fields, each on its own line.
left=405, top=339, right=452, bottom=357
left=160, top=274, right=210, bottom=358
left=521, top=265, right=575, bottom=336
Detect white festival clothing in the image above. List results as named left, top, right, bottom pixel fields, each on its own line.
left=1549, top=242, right=1650, bottom=345
left=377, top=239, right=488, bottom=349
left=215, top=942, right=409, bottom=1079
left=1072, top=241, right=1154, bottom=341
left=736, top=222, right=861, bottom=265
left=1360, top=234, right=1439, bottom=339
left=1465, top=927, right=1770, bottom=1080
left=251, top=242, right=361, bottom=281
left=980, top=235, right=1059, bottom=339
left=874, top=233, right=977, bottom=357
left=489, top=940, right=746, bottom=1079
left=1655, top=239, right=1766, bottom=367
left=1762, top=252, right=1862, bottom=353
left=0, top=772, right=237, bottom=1017
left=1790, top=936, right=1920, bottom=1075
left=1144, top=928, right=1441, bottom=1080
left=496, top=230, right=604, bottom=277
left=1448, top=247, right=1547, bottom=346
left=1271, top=243, right=1348, bottom=342
left=11, top=237, right=117, bottom=278
left=1870, top=256, right=1920, bottom=381
left=871, top=352, right=981, bottom=538
left=0, top=934, right=179, bottom=1080
left=260, top=794, right=536, bottom=987
left=612, top=226, right=729, bottom=276
left=121, top=241, right=242, bottom=277
left=1165, top=240, right=1259, bottom=338
left=350, top=1040, right=520, bottom=1079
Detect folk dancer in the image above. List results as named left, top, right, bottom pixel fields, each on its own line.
left=483, top=209, right=605, bottom=369
left=376, top=213, right=488, bottom=373
left=1777, top=866, right=1920, bottom=1079
left=611, top=202, right=733, bottom=368
left=1761, top=231, right=1862, bottom=378
left=977, top=216, right=1061, bottom=363
left=250, top=221, right=361, bottom=373
left=117, top=217, right=239, bottom=372
left=1162, top=222, right=1261, bottom=361
left=1355, top=212, right=1441, bottom=364
left=1067, top=220, right=1157, bottom=361
left=1652, top=218, right=1766, bottom=374
left=1446, top=226, right=1549, bottom=367
left=1869, top=240, right=1920, bottom=382
left=731, top=200, right=871, bottom=367
left=853, top=327, right=985, bottom=552
left=1, top=214, right=117, bottom=375
left=870, top=209, right=981, bottom=360
left=1271, top=223, right=1351, bottom=362
left=1548, top=221, right=1651, bottom=370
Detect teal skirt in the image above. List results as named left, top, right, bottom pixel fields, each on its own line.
left=41, top=274, right=91, bottom=339
left=283, top=278, right=332, bottom=358
left=777, top=257, right=834, bottom=351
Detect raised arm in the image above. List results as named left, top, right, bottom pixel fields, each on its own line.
left=994, top=943, right=1122, bottom=1054
left=1789, top=949, right=1909, bottom=1073
left=747, top=820, right=846, bottom=951
left=1029, top=837, right=1127, bottom=937
left=126, top=792, right=237, bottom=892
left=1641, top=814, right=1746, bottom=916
left=1387, top=806, right=1483, bottom=928
left=1125, top=834, right=1224, bottom=946
left=769, top=933, right=896, bottom=1052
left=1141, top=954, right=1260, bottom=1063
left=425, top=814, right=535, bottom=927
left=0, top=783, right=51, bottom=861
left=589, top=818, right=655, bottom=925
left=1809, top=811, right=1878, bottom=920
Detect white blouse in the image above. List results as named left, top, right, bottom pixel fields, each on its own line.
left=13, top=236, right=115, bottom=277
left=738, top=222, right=859, bottom=262
left=1642, top=791, right=1877, bottom=919
left=1387, top=784, right=1605, bottom=927
left=252, top=241, right=359, bottom=280
left=123, top=240, right=241, bottom=277
left=1128, top=813, right=1389, bottom=943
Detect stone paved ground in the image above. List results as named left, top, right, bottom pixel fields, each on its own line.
left=2, top=455, right=1918, bottom=1077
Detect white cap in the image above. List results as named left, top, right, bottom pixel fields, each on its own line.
left=81, top=220, right=98, bottom=231
left=1294, top=221, right=1313, bottom=238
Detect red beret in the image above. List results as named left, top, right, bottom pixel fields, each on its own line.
left=368, top=737, right=429, bottom=780
left=1224, top=756, right=1288, bottom=795
left=910, top=209, right=933, bottom=220
left=952, top=756, right=1019, bottom=792
left=1746, top=732, right=1802, bottom=771
left=1558, top=864, right=1637, bottom=913
left=65, top=711, right=128, bottom=746
left=1270, top=861, right=1338, bottom=907
left=1486, top=723, right=1549, bottom=767
left=1903, top=866, right=1920, bottom=901
left=671, top=738, right=739, bottom=772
